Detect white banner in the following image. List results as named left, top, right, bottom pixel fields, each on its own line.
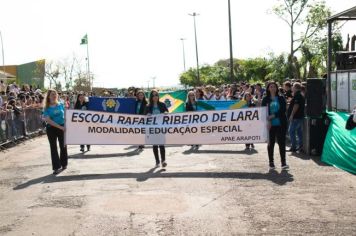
left=65, top=107, right=268, bottom=145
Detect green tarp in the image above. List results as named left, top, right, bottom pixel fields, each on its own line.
left=321, top=112, right=356, bottom=174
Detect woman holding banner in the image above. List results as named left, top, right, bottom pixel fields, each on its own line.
left=261, top=82, right=289, bottom=171
left=74, top=93, right=91, bottom=152
left=186, top=91, right=200, bottom=150
left=135, top=90, right=148, bottom=150
left=244, top=92, right=256, bottom=150
left=145, top=90, right=169, bottom=168
left=43, top=89, right=68, bottom=175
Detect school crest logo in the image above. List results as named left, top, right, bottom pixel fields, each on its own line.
left=102, top=98, right=120, bottom=112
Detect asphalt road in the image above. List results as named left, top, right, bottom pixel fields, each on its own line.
left=0, top=136, right=355, bottom=235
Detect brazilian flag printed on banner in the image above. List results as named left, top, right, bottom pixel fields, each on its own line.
left=159, top=90, right=187, bottom=113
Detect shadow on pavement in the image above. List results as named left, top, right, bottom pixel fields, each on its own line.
left=13, top=168, right=294, bottom=190
left=13, top=174, right=55, bottom=190
left=68, top=149, right=143, bottom=159
left=289, top=151, right=329, bottom=166
left=183, top=146, right=258, bottom=155
left=124, top=145, right=139, bottom=150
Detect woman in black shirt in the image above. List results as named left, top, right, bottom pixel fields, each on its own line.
left=261, top=81, right=289, bottom=170
left=185, top=91, right=199, bottom=150
left=145, top=90, right=169, bottom=168
left=244, top=92, right=256, bottom=150
left=74, top=93, right=90, bottom=152
left=135, top=90, right=147, bottom=150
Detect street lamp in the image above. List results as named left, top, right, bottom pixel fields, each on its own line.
left=188, top=12, right=200, bottom=85
left=0, top=30, right=5, bottom=78
left=180, top=38, right=187, bottom=71
left=228, top=0, right=234, bottom=83
left=151, top=76, right=156, bottom=89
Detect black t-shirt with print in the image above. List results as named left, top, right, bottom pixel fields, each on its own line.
left=287, top=91, right=305, bottom=119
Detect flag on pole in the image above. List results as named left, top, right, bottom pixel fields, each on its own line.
left=80, top=34, right=88, bottom=45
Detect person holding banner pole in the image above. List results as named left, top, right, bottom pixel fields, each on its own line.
left=135, top=90, right=147, bottom=150
left=42, top=89, right=68, bottom=175
left=243, top=92, right=256, bottom=150
left=261, top=82, right=289, bottom=171
left=186, top=91, right=200, bottom=150
left=145, top=90, right=168, bottom=168
left=74, top=93, right=91, bottom=152
left=185, top=91, right=198, bottom=112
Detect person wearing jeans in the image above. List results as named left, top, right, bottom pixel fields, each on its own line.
left=262, top=81, right=289, bottom=170
left=287, top=83, right=305, bottom=152
left=43, top=89, right=68, bottom=175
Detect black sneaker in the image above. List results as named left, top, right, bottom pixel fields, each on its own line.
left=155, top=163, right=160, bottom=168
left=80, top=148, right=84, bottom=152
left=53, top=169, right=61, bottom=175
left=162, top=162, right=167, bottom=168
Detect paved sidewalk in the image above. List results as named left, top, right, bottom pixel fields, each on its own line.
left=0, top=136, right=355, bottom=235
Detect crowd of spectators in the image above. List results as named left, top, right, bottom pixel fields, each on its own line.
left=0, top=80, right=45, bottom=115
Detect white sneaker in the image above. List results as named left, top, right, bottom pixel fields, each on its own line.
left=281, top=165, right=289, bottom=170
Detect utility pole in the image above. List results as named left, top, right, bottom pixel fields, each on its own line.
left=228, top=0, right=234, bottom=83
left=180, top=38, right=187, bottom=71
left=188, top=12, right=200, bottom=85
left=0, top=30, right=5, bottom=78
left=152, top=77, right=156, bottom=89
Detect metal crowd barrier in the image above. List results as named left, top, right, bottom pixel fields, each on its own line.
left=0, top=108, right=45, bottom=149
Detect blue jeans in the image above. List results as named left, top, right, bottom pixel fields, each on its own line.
left=289, top=119, right=303, bottom=149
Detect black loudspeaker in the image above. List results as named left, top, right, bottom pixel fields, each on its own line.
left=303, top=116, right=330, bottom=156
left=336, top=52, right=356, bottom=70
left=306, top=79, right=326, bottom=117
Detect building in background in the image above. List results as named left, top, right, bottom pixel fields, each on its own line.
left=1, top=59, right=45, bottom=88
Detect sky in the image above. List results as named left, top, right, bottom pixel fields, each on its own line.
left=0, top=0, right=355, bottom=89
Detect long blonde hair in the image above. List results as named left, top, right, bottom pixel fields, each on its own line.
left=186, top=91, right=196, bottom=103
left=44, top=89, right=58, bottom=109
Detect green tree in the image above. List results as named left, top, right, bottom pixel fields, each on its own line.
left=180, top=68, right=199, bottom=87
left=300, top=32, right=343, bottom=79
left=272, top=0, right=331, bottom=79
left=237, top=58, right=270, bottom=82
left=265, top=53, right=290, bottom=83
